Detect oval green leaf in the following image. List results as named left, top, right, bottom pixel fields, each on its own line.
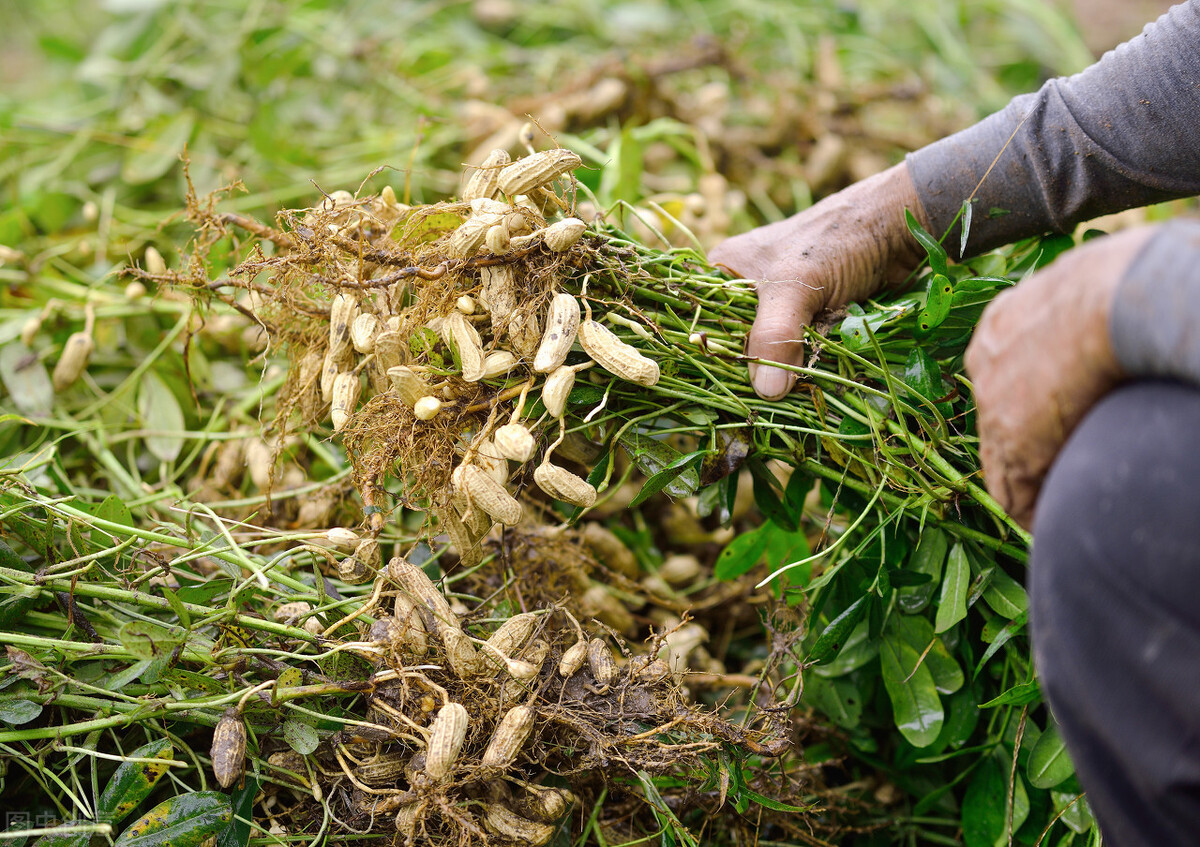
left=713, top=525, right=769, bottom=581
left=982, top=568, right=1028, bottom=619
left=880, top=632, right=944, bottom=748
left=0, top=697, right=43, bottom=726
left=898, top=528, right=948, bottom=614
left=118, top=620, right=185, bottom=661
left=31, top=822, right=92, bottom=847
left=1028, top=720, right=1075, bottom=789
left=809, top=596, right=870, bottom=665
left=97, top=739, right=175, bottom=825
left=282, top=718, right=320, bottom=755
left=934, top=543, right=970, bottom=634
left=113, top=792, right=232, bottom=847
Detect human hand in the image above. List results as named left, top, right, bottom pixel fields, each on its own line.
left=709, top=163, right=929, bottom=399
left=964, top=227, right=1154, bottom=529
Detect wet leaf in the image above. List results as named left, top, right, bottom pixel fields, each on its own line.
left=810, top=596, right=869, bottom=665
left=811, top=621, right=876, bottom=677
left=630, top=450, right=704, bottom=508
left=619, top=431, right=699, bottom=499
left=137, top=370, right=185, bottom=464
left=902, top=346, right=951, bottom=416
left=1028, top=720, right=1074, bottom=789
left=898, top=528, right=948, bottom=614
left=891, top=615, right=963, bottom=695
left=113, top=792, right=232, bottom=847
left=97, top=739, right=174, bottom=825
left=880, top=631, right=943, bottom=748
left=982, top=568, right=1028, bottom=619
left=121, top=111, right=196, bottom=185
left=934, top=543, right=969, bottom=633
left=1052, top=791, right=1095, bottom=835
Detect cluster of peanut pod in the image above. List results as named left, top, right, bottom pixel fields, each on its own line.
left=305, top=144, right=663, bottom=560
left=261, top=556, right=677, bottom=844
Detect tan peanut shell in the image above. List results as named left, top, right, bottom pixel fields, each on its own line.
left=493, top=423, right=536, bottom=463
left=582, top=583, right=635, bottom=635
left=543, top=217, right=586, bottom=252
left=387, top=365, right=431, bottom=407
left=484, top=804, right=556, bottom=846
left=515, top=785, right=578, bottom=822
left=633, top=656, right=671, bottom=684
left=533, top=293, right=581, bottom=373
left=540, top=364, right=576, bottom=419
left=485, top=222, right=511, bottom=254
left=442, top=625, right=482, bottom=678
left=374, top=330, right=404, bottom=372
left=587, top=637, right=619, bottom=687
left=481, top=350, right=517, bottom=379
left=457, top=463, right=522, bottom=526
left=211, top=709, right=247, bottom=789
left=444, top=311, right=485, bottom=382
left=497, top=149, right=583, bottom=196
left=356, top=753, right=408, bottom=785
left=52, top=331, right=94, bottom=391
left=446, top=213, right=494, bottom=259
left=387, top=557, right=457, bottom=633
left=463, top=148, right=511, bottom=202
left=267, top=750, right=305, bottom=779
left=507, top=305, right=541, bottom=357
left=439, top=503, right=484, bottom=569
left=320, top=351, right=340, bottom=403
left=659, top=553, right=702, bottom=585
left=325, top=527, right=360, bottom=549
left=413, top=395, right=443, bottom=421
left=329, top=293, right=357, bottom=357
left=393, top=593, right=430, bottom=656
left=533, top=461, right=596, bottom=508
left=144, top=245, right=167, bottom=275
left=350, top=312, right=379, bottom=354
left=273, top=601, right=312, bottom=624
left=424, top=702, right=469, bottom=780
left=582, top=523, right=639, bottom=580
left=330, top=372, right=361, bottom=431
left=559, top=639, right=588, bottom=677
left=338, top=554, right=372, bottom=584
left=482, top=613, right=536, bottom=669
left=481, top=705, right=535, bottom=769
left=480, top=264, right=518, bottom=324
left=578, top=319, right=660, bottom=386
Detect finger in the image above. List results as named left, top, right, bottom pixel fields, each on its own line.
left=746, top=280, right=819, bottom=400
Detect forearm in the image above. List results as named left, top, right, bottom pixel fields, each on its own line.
left=906, top=0, right=1200, bottom=257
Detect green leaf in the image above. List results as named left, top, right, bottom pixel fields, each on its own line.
left=811, top=621, right=877, bottom=677
left=629, top=450, right=704, bottom=508
left=898, top=528, right=948, bottom=614
left=902, top=346, right=951, bottom=417
left=713, top=525, right=769, bottom=581
left=1052, top=791, right=1095, bottom=835
left=747, top=460, right=798, bottom=532
left=619, top=432, right=700, bottom=500
left=137, top=370, right=186, bottom=464
left=118, top=620, right=185, bottom=661
left=934, top=543, right=970, bottom=633
left=880, top=631, right=944, bottom=748
left=0, top=697, right=43, bottom=725
left=31, top=823, right=91, bottom=846
left=1028, top=720, right=1075, bottom=789
left=802, top=674, right=863, bottom=729
left=905, top=209, right=949, bottom=277
left=216, top=778, right=257, bottom=847
left=891, top=615, right=963, bottom=695
left=114, top=792, right=232, bottom=847
left=962, top=755, right=1006, bottom=847
left=93, top=494, right=135, bottom=529
left=97, top=739, right=174, bottom=825
left=121, top=110, right=196, bottom=185
left=916, top=273, right=954, bottom=336
left=979, top=680, right=1042, bottom=709
left=741, top=787, right=814, bottom=814
left=809, top=596, right=870, bottom=665
left=763, top=521, right=811, bottom=586
left=982, top=568, right=1028, bottom=619
left=282, top=718, right=319, bottom=755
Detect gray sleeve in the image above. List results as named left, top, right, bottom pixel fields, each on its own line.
left=1110, top=219, right=1200, bottom=384
left=906, top=0, right=1200, bottom=258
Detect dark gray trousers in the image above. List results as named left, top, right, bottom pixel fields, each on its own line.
left=1031, top=380, right=1200, bottom=846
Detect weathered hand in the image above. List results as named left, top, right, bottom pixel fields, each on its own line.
left=709, top=163, right=928, bottom=399
left=964, top=227, right=1153, bottom=529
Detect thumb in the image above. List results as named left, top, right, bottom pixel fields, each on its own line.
left=746, top=280, right=820, bottom=400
